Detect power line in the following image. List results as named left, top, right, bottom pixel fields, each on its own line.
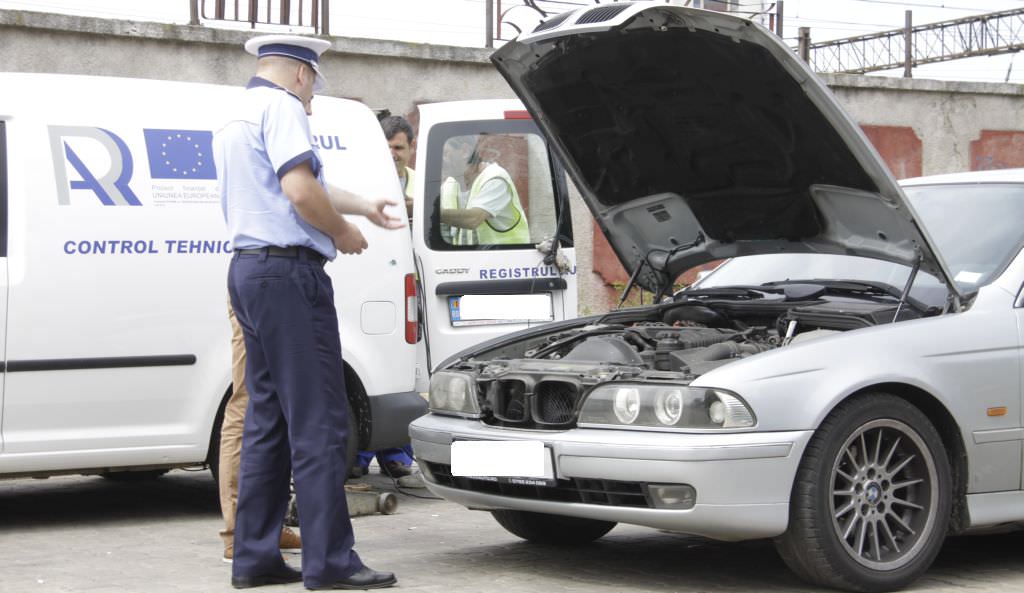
left=843, top=0, right=1002, bottom=11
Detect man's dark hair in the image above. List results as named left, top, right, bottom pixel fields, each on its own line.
left=380, top=115, right=414, bottom=143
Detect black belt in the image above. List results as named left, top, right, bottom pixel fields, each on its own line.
left=234, top=246, right=326, bottom=264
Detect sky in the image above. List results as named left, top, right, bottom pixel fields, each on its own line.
left=0, top=0, right=1022, bottom=83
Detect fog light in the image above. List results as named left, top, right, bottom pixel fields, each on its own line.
left=648, top=484, right=696, bottom=509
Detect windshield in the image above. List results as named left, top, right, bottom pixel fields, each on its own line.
left=904, top=182, right=1024, bottom=290
left=694, top=182, right=1024, bottom=301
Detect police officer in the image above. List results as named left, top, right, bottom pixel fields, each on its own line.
left=214, top=34, right=402, bottom=590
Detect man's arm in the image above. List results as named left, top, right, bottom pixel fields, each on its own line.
left=280, top=163, right=367, bottom=254
left=326, top=184, right=405, bottom=229
left=440, top=207, right=490, bottom=230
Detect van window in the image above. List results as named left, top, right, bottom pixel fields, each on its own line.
left=424, top=120, right=572, bottom=251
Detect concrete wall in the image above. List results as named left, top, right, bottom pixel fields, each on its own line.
left=3, top=9, right=1023, bottom=314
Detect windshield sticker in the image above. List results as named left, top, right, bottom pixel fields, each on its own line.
left=954, top=271, right=982, bottom=284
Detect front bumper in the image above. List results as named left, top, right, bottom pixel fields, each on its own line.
left=410, top=413, right=813, bottom=541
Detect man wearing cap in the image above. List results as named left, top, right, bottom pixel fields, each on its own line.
left=214, top=34, right=400, bottom=590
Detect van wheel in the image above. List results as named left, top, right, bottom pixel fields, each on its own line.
left=207, top=388, right=231, bottom=485
left=491, top=510, right=616, bottom=544
left=774, top=394, right=951, bottom=592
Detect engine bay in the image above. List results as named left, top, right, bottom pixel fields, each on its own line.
left=445, top=293, right=942, bottom=429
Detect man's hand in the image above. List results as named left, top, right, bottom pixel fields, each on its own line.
left=362, top=197, right=406, bottom=230
left=326, top=186, right=405, bottom=229
left=333, top=219, right=369, bottom=255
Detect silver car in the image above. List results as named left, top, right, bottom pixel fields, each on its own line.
left=410, top=4, right=1024, bottom=592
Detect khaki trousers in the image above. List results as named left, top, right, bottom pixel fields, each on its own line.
left=218, top=302, right=249, bottom=548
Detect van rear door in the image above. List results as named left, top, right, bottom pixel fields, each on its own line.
left=0, top=120, right=9, bottom=451
left=412, top=100, right=577, bottom=378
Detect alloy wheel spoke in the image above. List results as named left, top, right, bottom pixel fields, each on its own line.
left=836, top=467, right=856, bottom=483
left=855, top=518, right=868, bottom=557
left=881, top=435, right=902, bottom=470
left=870, top=520, right=883, bottom=561
left=872, top=429, right=884, bottom=466
left=834, top=499, right=858, bottom=520
left=833, top=485, right=857, bottom=497
left=887, top=453, right=916, bottom=476
left=891, top=478, right=923, bottom=491
left=843, top=446, right=861, bottom=470
left=890, top=495, right=924, bottom=511
left=843, top=513, right=862, bottom=541
left=880, top=517, right=902, bottom=554
left=887, top=510, right=917, bottom=536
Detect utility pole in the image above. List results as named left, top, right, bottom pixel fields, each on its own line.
left=798, top=27, right=810, bottom=63
left=775, top=0, right=783, bottom=38
left=486, top=0, right=495, bottom=48
left=903, top=10, right=913, bottom=78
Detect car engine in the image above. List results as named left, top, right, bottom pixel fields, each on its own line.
left=446, top=297, right=933, bottom=429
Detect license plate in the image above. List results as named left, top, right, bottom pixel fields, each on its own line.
left=448, top=294, right=553, bottom=327
left=451, top=440, right=555, bottom=486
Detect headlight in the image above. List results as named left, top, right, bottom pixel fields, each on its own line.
left=428, top=371, right=481, bottom=417
left=578, top=384, right=755, bottom=430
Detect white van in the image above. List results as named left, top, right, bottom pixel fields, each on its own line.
left=0, top=73, right=577, bottom=480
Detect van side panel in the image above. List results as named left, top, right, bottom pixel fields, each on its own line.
left=1, top=103, right=232, bottom=471
left=308, top=101, right=418, bottom=401
left=0, top=74, right=416, bottom=475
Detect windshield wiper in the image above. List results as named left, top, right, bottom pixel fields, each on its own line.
left=763, top=279, right=901, bottom=299
left=680, top=285, right=779, bottom=300
left=763, top=278, right=930, bottom=313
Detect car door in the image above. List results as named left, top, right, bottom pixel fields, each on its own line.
left=412, top=101, right=577, bottom=378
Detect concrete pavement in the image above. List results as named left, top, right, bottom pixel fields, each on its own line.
left=1, top=469, right=1022, bottom=593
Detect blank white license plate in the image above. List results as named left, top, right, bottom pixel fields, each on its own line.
left=451, top=440, right=554, bottom=481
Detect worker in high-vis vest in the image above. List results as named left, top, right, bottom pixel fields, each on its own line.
left=440, top=138, right=530, bottom=246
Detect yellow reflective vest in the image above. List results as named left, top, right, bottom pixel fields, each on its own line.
left=440, top=163, right=530, bottom=246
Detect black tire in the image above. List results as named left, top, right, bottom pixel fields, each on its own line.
left=207, top=388, right=231, bottom=485
left=491, top=510, right=616, bottom=545
left=774, top=393, right=951, bottom=593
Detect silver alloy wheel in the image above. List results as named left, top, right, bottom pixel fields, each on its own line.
left=830, top=418, right=939, bottom=571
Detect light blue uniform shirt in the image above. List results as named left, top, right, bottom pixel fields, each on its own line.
left=214, top=77, right=336, bottom=260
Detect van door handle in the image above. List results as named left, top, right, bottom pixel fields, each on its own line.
left=435, top=278, right=566, bottom=296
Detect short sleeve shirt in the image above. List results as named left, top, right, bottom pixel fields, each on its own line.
left=214, top=77, right=336, bottom=260
left=467, top=177, right=517, bottom=231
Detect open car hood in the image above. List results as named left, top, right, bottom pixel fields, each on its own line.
left=492, top=3, right=960, bottom=298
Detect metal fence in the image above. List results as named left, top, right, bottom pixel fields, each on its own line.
left=188, top=0, right=331, bottom=35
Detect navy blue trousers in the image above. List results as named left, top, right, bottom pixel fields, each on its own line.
left=228, top=249, right=363, bottom=588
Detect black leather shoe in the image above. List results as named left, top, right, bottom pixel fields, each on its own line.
left=380, top=461, right=412, bottom=478
left=232, top=564, right=303, bottom=589
left=307, top=565, right=397, bottom=590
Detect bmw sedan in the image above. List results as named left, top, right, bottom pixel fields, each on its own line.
left=410, top=4, right=1024, bottom=592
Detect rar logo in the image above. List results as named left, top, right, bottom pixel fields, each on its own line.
left=48, top=126, right=216, bottom=206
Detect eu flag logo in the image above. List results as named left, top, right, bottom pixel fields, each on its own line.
left=143, top=129, right=216, bottom=180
